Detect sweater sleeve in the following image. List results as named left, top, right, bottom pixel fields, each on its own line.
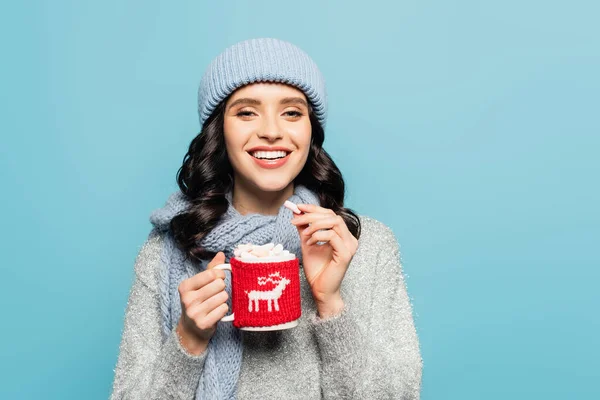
left=110, top=230, right=207, bottom=400
left=311, top=223, right=423, bottom=399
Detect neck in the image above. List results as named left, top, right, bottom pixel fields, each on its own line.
left=231, top=179, right=295, bottom=216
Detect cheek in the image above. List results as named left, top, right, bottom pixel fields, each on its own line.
left=290, top=122, right=312, bottom=149
left=223, top=119, right=251, bottom=150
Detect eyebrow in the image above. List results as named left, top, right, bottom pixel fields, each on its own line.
left=227, top=97, right=309, bottom=110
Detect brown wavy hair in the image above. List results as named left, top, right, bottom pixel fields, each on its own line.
left=170, top=93, right=361, bottom=261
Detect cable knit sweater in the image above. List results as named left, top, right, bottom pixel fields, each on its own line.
left=110, top=215, right=422, bottom=399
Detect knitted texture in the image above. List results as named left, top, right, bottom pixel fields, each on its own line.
left=229, top=258, right=301, bottom=328
left=197, top=38, right=328, bottom=129
left=149, top=184, right=320, bottom=400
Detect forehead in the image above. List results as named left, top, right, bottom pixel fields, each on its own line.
left=228, top=82, right=307, bottom=101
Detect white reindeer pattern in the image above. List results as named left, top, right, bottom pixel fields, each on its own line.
left=245, top=272, right=290, bottom=312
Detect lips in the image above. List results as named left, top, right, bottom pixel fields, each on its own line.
left=247, top=146, right=293, bottom=153
left=248, top=151, right=291, bottom=169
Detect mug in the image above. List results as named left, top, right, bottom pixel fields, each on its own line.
left=214, top=256, right=302, bottom=331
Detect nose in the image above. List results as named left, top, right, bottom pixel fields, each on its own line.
left=257, top=115, right=283, bottom=141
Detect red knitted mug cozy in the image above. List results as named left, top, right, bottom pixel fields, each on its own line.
left=229, top=257, right=301, bottom=328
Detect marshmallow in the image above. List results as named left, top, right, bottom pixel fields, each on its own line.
left=233, top=242, right=295, bottom=262
left=234, top=243, right=253, bottom=257
left=284, top=200, right=301, bottom=214
left=272, top=244, right=283, bottom=255
left=250, top=247, right=270, bottom=257
left=240, top=251, right=257, bottom=259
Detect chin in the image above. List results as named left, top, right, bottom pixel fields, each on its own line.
left=249, top=174, right=296, bottom=193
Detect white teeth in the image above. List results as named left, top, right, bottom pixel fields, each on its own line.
left=251, top=150, right=288, bottom=159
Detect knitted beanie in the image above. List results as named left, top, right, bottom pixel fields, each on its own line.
left=197, top=38, right=328, bottom=130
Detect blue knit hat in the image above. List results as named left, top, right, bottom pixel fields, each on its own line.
left=197, top=38, right=328, bottom=130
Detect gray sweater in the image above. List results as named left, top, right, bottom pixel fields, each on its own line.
left=110, top=216, right=422, bottom=399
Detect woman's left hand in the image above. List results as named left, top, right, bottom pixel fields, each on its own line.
left=291, top=204, right=359, bottom=316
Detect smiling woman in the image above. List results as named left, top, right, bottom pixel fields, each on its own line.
left=110, top=38, right=422, bottom=400
left=171, top=79, right=359, bottom=261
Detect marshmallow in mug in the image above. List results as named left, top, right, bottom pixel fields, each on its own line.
left=233, top=243, right=296, bottom=262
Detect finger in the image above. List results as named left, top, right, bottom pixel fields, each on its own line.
left=179, top=268, right=225, bottom=293
left=207, top=251, right=226, bottom=269
left=302, top=213, right=356, bottom=251
left=295, top=214, right=356, bottom=252
left=188, top=290, right=228, bottom=318
left=204, top=303, right=230, bottom=327
left=306, top=229, right=335, bottom=246
left=291, top=212, right=335, bottom=228
left=190, top=303, right=229, bottom=331
left=306, top=230, right=350, bottom=261
left=301, top=215, right=346, bottom=238
left=308, top=231, right=353, bottom=263
left=181, top=275, right=226, bottom=305
left=296, top=203, right=336, bottom=216
left=330, top=214, right=357, bottom=246
left=194, top=277, right=227, bottom=304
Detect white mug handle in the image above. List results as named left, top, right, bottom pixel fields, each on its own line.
left=213, top=263, right=234, bottom=322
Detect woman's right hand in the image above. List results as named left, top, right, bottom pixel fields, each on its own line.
left=176, top=251, right=229, bottom=355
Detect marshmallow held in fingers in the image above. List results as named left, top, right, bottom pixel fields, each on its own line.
left=284, top=200, right=301, bottom=214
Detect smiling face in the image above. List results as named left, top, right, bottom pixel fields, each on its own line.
left=223, top=82, right=312, bottom=194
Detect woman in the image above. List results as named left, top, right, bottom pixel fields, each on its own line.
left=110, top=38, right=422, bottom=399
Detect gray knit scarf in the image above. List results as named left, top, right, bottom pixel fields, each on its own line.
left=149, top=184, right=320, bottom=400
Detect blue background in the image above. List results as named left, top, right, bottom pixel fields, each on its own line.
left=1, top=1, right=598, bottom=398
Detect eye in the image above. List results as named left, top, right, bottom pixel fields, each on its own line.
left=236, top=110, right=256, bottom=118
left=284, top=110, right=303, bottom=118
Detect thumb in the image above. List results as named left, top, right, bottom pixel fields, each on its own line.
left=207, top=251, right=226, bottom=269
